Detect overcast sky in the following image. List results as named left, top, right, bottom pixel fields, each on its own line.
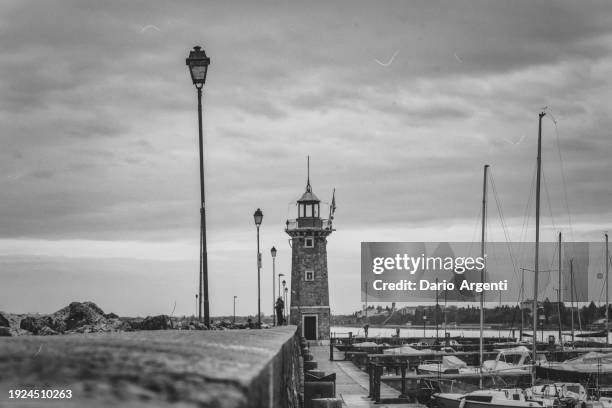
left=1, top=1, right=611, bottom=317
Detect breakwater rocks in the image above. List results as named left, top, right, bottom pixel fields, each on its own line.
left=0, top=302, right=182, bottom=336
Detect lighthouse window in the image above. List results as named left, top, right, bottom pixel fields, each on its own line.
left=305, top=204, right=313, bottom=217
left=305, top=270, right=314, bottom=281
left=305, top=237, right=314, bottom=248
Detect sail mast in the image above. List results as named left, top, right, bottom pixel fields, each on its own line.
left=606, top=233, right=609, bottom=346
left=435, top=277, right=439, bottom=344
left=558, top=232, right=562, bottom=346
left=532, top=111, right=545, bottom=386
left=520, top=268, right=525, bottom=341
left=479, top=164, right=489, bottom=388
left=570, top=259, right=575, bottom=344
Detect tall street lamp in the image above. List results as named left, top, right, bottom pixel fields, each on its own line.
left=271, top=246, right=277, bottom=326
left=186, top=46, right=211, bottom=326
left=254, top=208, right=263, bottom=327
left=233, top=295, right=237, bottom=324
left=423, top=315, right=427, bottom=337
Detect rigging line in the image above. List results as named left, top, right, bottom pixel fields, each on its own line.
left=520, top=162, right=538, bottom=244
left=468, top=205, right=483, bottom=256
left=541, top=167, right=558, bottom=243
left=549, top=114, right=575, bottom=243
left=489, top=169, right=520, bottom=283
left=572, top=266, right=583, bottom=332
left=518, top=163, right=538, bottom=270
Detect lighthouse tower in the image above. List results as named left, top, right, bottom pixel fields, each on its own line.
left=286, top=165, right=335, bottom=341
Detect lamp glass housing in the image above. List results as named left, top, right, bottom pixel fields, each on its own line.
left=186, top=46, right=211, bottom=86
left=253, top=208, right=263, bottom=226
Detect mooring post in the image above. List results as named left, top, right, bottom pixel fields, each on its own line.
left=399, top=363, right=407, bottom=399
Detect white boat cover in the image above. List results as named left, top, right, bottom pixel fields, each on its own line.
left=442, top=355, right=467, bottom=369
left=383, top=345, right=427, bottom=355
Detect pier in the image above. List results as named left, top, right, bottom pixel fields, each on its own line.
left=311, top=345, right=426, bottom=407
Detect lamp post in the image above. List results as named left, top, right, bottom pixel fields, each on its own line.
left=254, top=208, right=263, bottom=327
left=423, top=315, right=427, bottom=337
left=271, top=246, right=277, bottom=326
left=233, top=295, right=237, bottom=324
left=283, top=284, right=288, bottom=325
left=185, top=46, right=211, bottom=326
left=278, top=273, right=285, bottom=298
left=278, top=273, right=285, bottom=324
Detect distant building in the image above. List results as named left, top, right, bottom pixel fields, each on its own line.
left=399, top=306, right=418, bottom=316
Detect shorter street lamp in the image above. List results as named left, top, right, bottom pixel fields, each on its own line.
left=271, top=246, right=277, bottom=326
left=283, top=283, right=288, bottom=325
left=423, top=315, right=428, bottom=337
left=253, top=208, right=263, bottom=327
left=278, top=273, right=285, bottom=298
left=233, top=295, right=237, bottom=324
left=278, top=274, right=285, bottom=324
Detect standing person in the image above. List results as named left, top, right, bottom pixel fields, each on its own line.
left=275, top=297, right=284, bottom=325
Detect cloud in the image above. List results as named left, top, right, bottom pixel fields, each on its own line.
left=1, top=0, right=612, bottom=314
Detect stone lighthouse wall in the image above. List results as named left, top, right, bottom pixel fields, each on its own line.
left=289, top=233, right=331, bottom=340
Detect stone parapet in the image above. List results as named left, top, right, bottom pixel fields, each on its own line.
left=0, top=326, right=301, bottom=407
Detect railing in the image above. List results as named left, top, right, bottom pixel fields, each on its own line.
left=285, top=218, right=333, bottom=231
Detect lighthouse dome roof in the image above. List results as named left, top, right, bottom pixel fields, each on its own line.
left=298, top=190, right=319, bottom=203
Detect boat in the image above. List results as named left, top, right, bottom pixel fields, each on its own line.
left=433, top=388, right=549, bottom=407
left=417, top=346, right=534, bottom=375
left=529, top=383, right=587, bottom=407
left=481, top=346, right=534, bottom=374
left=434, top=384, right=611, bottom=408
left=419, top=355, right=469, bottom=374
left=536, top=351, right=612, bottom=386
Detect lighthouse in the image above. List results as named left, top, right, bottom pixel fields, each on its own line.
left=286, top=162, right=335, bottom=341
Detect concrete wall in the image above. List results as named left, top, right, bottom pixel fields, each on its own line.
left=0, top=326, right=301, bottom=408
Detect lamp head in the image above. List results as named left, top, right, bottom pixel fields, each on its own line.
left=186, top=45, right=211, bottom=87
left=253, top=208, right=263, bottom=226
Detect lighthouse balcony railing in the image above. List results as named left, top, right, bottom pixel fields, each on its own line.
left=286, top=218, right=333, bottom=231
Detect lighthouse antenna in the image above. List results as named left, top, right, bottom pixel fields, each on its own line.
left=306, top=155, right=312, bottom=192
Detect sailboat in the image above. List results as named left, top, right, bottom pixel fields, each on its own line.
left=537, top=234, right=612, bottom=385
left=433, top=165, right=535, bottom=406
left=434, top=113, right=553, bottom=408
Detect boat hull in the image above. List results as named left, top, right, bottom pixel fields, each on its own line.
left=434, top=393, right=462, bottom=408
left=434, top=393, right=545, bottom=408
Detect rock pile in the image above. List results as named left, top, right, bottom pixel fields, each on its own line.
left=129, top=315, right=172, bottom=330
left=15, top=302, right=129, bottom=335
left=1, top=302, right=263, bottom=336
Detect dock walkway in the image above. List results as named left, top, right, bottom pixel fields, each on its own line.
left=309, top=345, right=426, bottom=408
